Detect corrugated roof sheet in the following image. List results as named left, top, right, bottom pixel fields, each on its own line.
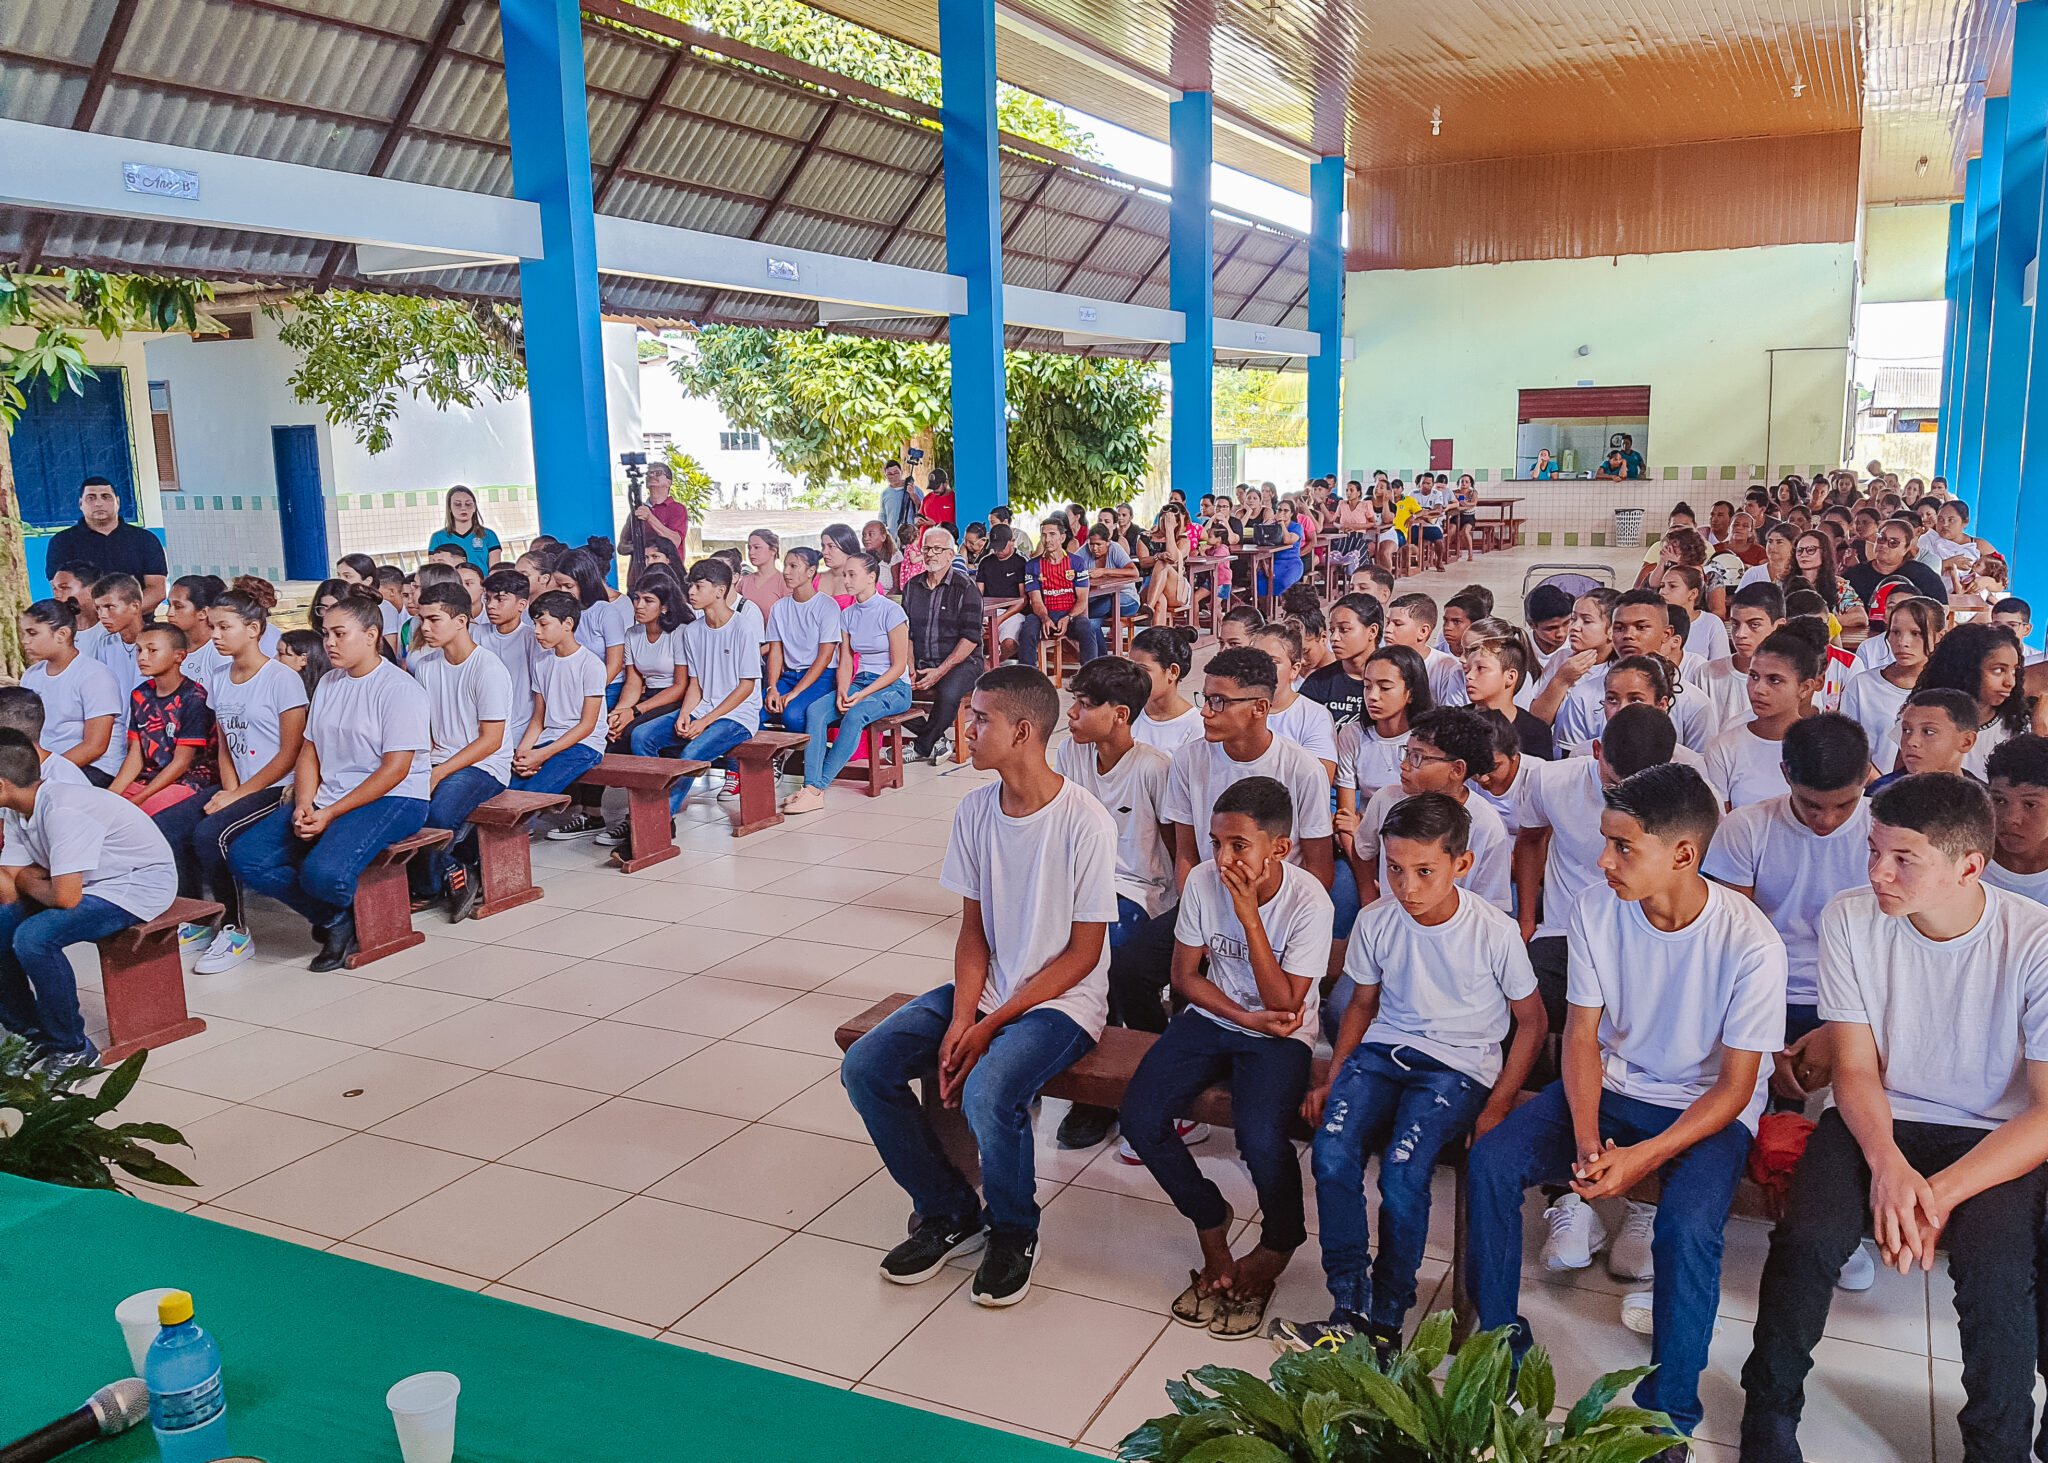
left=1872, top=366, right=1940, bottom=410
left=4, top=0, right=1312, bottom=364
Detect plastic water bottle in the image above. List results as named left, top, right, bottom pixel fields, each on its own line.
left=144, top=1290, right=228, bottom=1462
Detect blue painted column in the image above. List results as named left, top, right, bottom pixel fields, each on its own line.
left=1306, top=155, right=1345, bottom=480
left=938, top=0, right=1007, bottom=529
left=1943, top=160, right=1983, bottom=485
left=1956, top=99, right=2008, bottom=508
left=1170, top=92, right=1215, bottom=506
left=1934, top=199, right=1965, bottom=482
left=1980, top=16, right=2048, bottom=551
left=500, top=0, right=614, bottom=548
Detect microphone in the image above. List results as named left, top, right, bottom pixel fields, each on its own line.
left=1, top=1379, right=151, bottom=1463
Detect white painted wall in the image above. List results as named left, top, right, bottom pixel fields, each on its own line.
left=637, top=347, right=800, bottom=507
left=1341, top=243, right=1856, bottom=490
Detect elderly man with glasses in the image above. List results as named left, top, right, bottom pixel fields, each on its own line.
left=902, top=527, right=986, bottom=763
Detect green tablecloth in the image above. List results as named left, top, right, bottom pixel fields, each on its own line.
left=0, top=1175, right=1073, bottom=1462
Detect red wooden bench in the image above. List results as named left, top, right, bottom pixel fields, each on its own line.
left=348, top=828, right=452, bottom=968
left=466, top=790, right=570, bottom=916
left=730, top=731, right=809, bottom=837
left=836, top=710, right=918, bottom=797
left=574, top=754, right=709, bottom=872
left=99, top=896, right=221, bottom=1063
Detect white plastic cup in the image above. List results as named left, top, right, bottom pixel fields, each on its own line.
left=115, top=1288, right=180, bottom=1376
left=386, top=1371, right=461, bottom=1463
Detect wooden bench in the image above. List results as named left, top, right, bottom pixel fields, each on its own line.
left=835, top=993, right=1780, bottom=1342
left=466, top=790, right=570, bottom=917
left=349, top=828, right=452, bottom=968
left=834, top=711, right=917, bottom=797
left=99, top=896, right=221, bottom=1063
left=730, top=731, right=810, bottom=837
left=575, top=754, right=710, bottom=871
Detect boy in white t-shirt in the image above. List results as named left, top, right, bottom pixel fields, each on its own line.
left=1984, top=735, right=2048, bottom=905
left=1740, top=774, right=2048, bottom=1463
left=842, top=666, right=1118, bottom=1308
left=79, top=572, right=147, bottom=700
left=475, top=569, right=544, bottom=755
left=1701, top=626, right=1824, bottom=811
left=1271, top=791, right=1546, bottom=1356
left=511, top=591, right=608, bottom=797
left=408, top=583, right=513, bottom=921
left=1120, top=776, right=1334, bottom=1339
left=1052, top=656, right=1177, bottom=1150
left=1469, top=763, right=1786, bottom=1446
left=1342, top=706, right=1511, bottom=914
left=1384, top=594, right=1469, bottom=707
left=0, top=730, right=177, bottom=1069
left=657, top=558, right=763, bottom=815
left=1702, top=582, right=1785, bottom=730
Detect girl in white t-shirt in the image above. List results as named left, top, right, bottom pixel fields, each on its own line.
left=18, top=597, right=124, bottom=784
left=165, top=576, right=231, bottom=695
left=1880, top=621, right=2039, bottom=777
left=605, top=566, right=691, bottom=755
left=551, top=541, right=628, bottom=692
left=1334, top=645, right=1430, bottom=813
left=1253, top=622, right=1338, bottom=781
left=1839, top=595, right=1940, bottom=770
left=229, top=593, right=431, bottom=971
left=1130, top=626, right=1205, bottom=754
left=783, top=550, right=911, bottom=816
left=163, top=585, right=310, bottom=974
left=1702, top=628, right=1824, bottom=810
left=763, top=548, right=843, bottom=733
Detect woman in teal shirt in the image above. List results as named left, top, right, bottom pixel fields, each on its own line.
left=427, top=485, right=502, bottom=570
left=1530, top=448, right=1558, bottom=480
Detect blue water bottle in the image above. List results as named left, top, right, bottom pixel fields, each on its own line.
left=143, top=1290, right=229, bottom=1462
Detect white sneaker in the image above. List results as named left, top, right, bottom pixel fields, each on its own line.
left=177, top=922, right=213, bottom=954
left=1541, top=1193, right=1607, bottom=1271
left=193, top=926, right=254, bottom=975
left=1836, top=1242, right=1876, bottom=1292
left=1607, top=1200, right=1656, bottom=1281
left=1115, top=1120, right=1211, bottom=1165
left=1620, top=1289, right=1655, bottom=1335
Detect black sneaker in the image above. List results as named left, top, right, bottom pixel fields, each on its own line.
left=1266, top=1317, right=1355, bottom=1353
left=309, top=911, right=357, bottom=972
left=545, top=812, right=608, bottom=841
left=1055, top=1103, right=1117, bottom=1149
left=445, top=860, right=483, bottom=923
left=970, top=1230, right=1037, bottom=1307
left=879, top=1216, right=985, bottom=1285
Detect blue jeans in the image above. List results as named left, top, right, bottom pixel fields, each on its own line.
left=421, top=765, right=507, bottom=890
left=771, top=666, right=836, bottom=734
left=1121, top=1008, right=1313, bottom=1253
left=1257, top=552, right=1304, bottom=599
left=231, top=795, right=430, bottom=931
left=0, top=896, right=139, bottom=1053
left=1467, top=1081, right=1751, bottom=1436
left=841, top=983, right=1094, bottom=1238
left=1014, top=612, right=1104, bottom=670
left=804, top=672, right=912, bottom=789
left=509, top=740, right=602, bottom=798
left=1313, top=1042, right=1489, bottom=1332
left=650, top=716, right=753, bottom=814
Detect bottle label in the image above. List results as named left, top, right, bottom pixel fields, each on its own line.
left=152, top=1370, right=225, bottom=1433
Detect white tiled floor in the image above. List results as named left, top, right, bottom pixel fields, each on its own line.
left=83, top=545, right=1955, bottom=1458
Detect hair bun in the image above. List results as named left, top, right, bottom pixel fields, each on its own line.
left=231, top=575, right=279, bottom=609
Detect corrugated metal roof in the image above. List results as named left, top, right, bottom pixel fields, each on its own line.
left=1872, top=366, right=1940, bottom=410
left=4, top=0, right=1312, bottom=365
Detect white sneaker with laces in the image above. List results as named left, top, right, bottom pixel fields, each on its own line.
left=1836, top=1242, right=1876, bottom=1292
left=1116, top=1119, right=1211, bottom=1165
left=1620, top=1289, right=1655, bottom=1335
left=193, top=926, right=254, bottom=975
left=1607, top=1199, right=1657, bottom=1280
left=1541, top=1193, right=1608, bottom=1271
left=177, top=922, right=212, bottom=954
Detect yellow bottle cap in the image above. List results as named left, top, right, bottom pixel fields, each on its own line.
left=158, top=1291, right=194, bottom=1326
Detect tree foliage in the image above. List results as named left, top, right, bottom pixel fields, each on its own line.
left=263, top=293, right=526, bottom=456
left=1007, top=350, right=1162, bottom=510
left=1213, top=366, right=1306, bottom=449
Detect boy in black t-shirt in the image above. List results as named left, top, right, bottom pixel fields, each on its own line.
left=109, top=625, right=216, bottom=818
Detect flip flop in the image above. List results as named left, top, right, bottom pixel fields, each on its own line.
left=1209, top=1289, right=1273, bottom=1340
left=1171, top=1271, right=1220, bottom=1327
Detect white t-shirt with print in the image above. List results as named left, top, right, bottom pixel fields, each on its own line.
left=208, top=657, right=309, bottom=787
left=410, top=645, right=515, bottom=784
left=307, top=660, right=431, bottom=805
left=1702, top=723, right=1791, bottom=809
left=1175, top=860, right=1333, bottom=1047
left=1345, top=888, right=1538, bottom=1084
left=1351, top=782, right=1512, bottom=911
left=1134, top=706, right=1205, bottom=755
left=1334, top=721, right=1409, bottom=797
left=1162, top=733, right=1334, bottom=866
left=532, top=646, right=609, bottom=754
left=181, top=640, right=231, bottom=698
left=1267, top=695, right=1339, bottom=766
left=1514, top=754, right=1609, bottom=941
left=1818, top=886, right=2048, bottom=1129
left=767, top=593, right=842, bottom=671
left=23, top=654, right=128, bottom=777
left=476, top=617, right=544, bottom=751
left=940, top=779, right=1119, bottom=1039
left=1566, top=881, right=1788, bottom=1133
left=0, top=780, right=175, bottom=921
left=1055, top=738, right=1175, bottom=917
left=1702, top=795, right=1870, bottom=1004
left=677, top=611, right=764, bottom=735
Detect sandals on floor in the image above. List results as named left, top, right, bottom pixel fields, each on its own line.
left=1209, top=1289, right=1273, bottom=1340
left=1171, top=1271, right=1220, bottom=1327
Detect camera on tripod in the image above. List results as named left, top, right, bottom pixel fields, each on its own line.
left=620, top=451, right=648, bottom=511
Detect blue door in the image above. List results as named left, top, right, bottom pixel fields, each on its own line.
left=10, top=366, right=137, bottom=525
left=270, top=426, right=329, bottom=582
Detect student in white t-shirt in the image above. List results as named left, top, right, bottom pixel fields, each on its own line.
left=784, top=550, right=911, bottom=816
left=0, top=731, right=177, bottom=1068
left=762, top=547, right=842, bottom=734
left=511, top=591, right=609, bottom=804
left=1253, top=622, right=1338, bottom=780
left=407, top=583, right=513, bottom=920
left=1741, top=773, right=2048, bottom=1463
left=164, top=575, right=230, bottom=695
left=607, top=566, right=690, bottom=755
left=1702, top=626, right=1826, bottom=810
left=1470, top=763, right=1785, bottom=1443
left=78, top=571, right=147, bottom=700
left=1384, top=594, right=1469, bottom=707
left=1270, top=792, right=1546, bottom=1354
left=336, top=553, right=403, bottom=655
left=175, top=585, right=308, bottom=975
left=230, top=594, right=432, bottom=972
left=1120, top=776, right=1334, bottom=1338
left=475, top=569, right=545, bottom=756
left=1129, top=627, right=1205, bottom=754
left=1342, top=707, right=1511, bottom=915
left=1334, top=644, right=1430, bottom=814
left=1985, top=736, right=2048, bottom=906
left=842, top=666, right=1118, bottom=1308
left=19, top=598, right=125, bottom=784
left=1838, top=594, right=1940, bottom=769
left=549, top=545, right=627, bottom=692
left=647, top=558, right=766, bottom=818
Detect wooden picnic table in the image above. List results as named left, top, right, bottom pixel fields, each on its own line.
left=1473, top=496, right=1526, bottom=553
left=1233, top=545, right=1279, bottom=617
left=1183, top=558, right=1225, bottom=647
left=1086, top=565, right=1144, bottom=654
left=981, top=595, right=1022, bottom=663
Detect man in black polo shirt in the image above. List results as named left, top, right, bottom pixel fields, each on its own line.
left=44, top=478, right=167, bottom=613
left=1843, top=517, right=1948, bottom=607
left=903, top=527, right=985, bottom=763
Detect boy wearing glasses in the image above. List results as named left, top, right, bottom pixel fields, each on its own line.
left=1340, top=706, right=1510, bottom=913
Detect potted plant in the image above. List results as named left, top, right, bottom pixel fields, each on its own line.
left=0, top=1035, right=195, bottom=1191
left=1119, top=1311, right=1679, bottom=1462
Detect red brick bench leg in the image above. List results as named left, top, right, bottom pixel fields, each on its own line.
left=616, top=786, right=681, bottom=872
left=475, top=823, right=543, bottom=917
left=348, top=837, right=448, bottom=968
left=100, top=922, right=211, bottom=1063
left=732, top=750, right=786, bottom=838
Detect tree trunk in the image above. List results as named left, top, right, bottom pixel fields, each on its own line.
left=0, top=430, right=24, bottom=681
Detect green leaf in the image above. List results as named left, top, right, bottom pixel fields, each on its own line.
left=93, top=1049, right=146, bottom=1108
left=1408, top=1310, right=1454, bottom=1372
left=1187, top=1367, right=1299, bottom=1438
left=1341, top=1363, right=1428, bottom=1446
left=1563, top=1366, right=1658, bottom=1439
left=108, top=1149, right=196, bottom=1187
left=1516, top=1345, right=1557, bottom=1424
left=1179, top=1437, right=1295, bottom=1463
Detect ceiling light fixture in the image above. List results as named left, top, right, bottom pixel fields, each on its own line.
left=1790, top=75, right=1806, bottom=97
left=1430, top=106, right=1442, bottom=136
left=1917, top=155, right=1930, bottom=175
